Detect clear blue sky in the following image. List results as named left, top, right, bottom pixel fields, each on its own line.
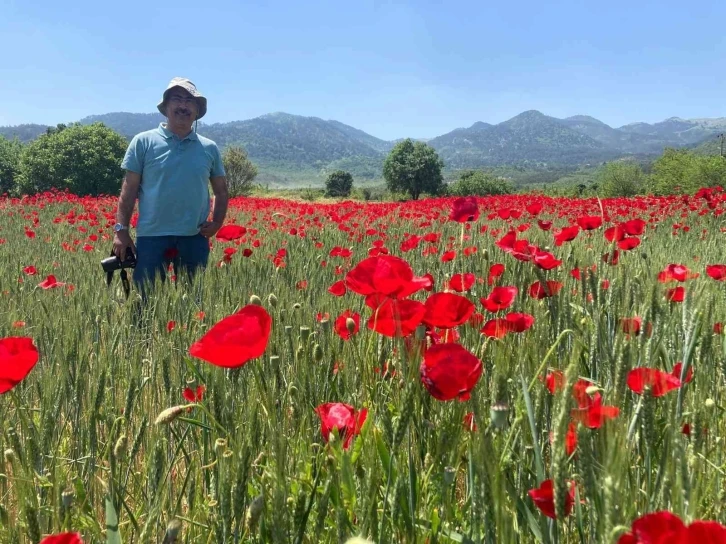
left=2, top=0, right=724, bottom=140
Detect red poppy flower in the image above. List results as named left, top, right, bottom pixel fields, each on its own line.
left=537, top=220, right=553, bottom=231
left=242, top=248, right=253, bottom=257
left=715, top=322, right=724, bottom=335
left=423, top=292, right=475, bottom=329
left=23, top=265, right=37, bottom=275
left=315, top=402, right=367, bottom=449
left=487, top=263, right=505, bottom=285
left=215, top=225, right=247, bottom=241
left=38, top=275, right=65, bottom=289
left=12, top=321, right=26, bottom=328
left=367, top=298, right=425, bottom=338
left=527, top=202, right=543, bottom=215
left=706, top=264, right=726, bottom=281
left=441, top=250, right=456, bottom=262
left=189, top=305, right=272, bottom=368
left=296, top=280, right=308, bottom=290
left=182, top=384, right=205, bottom=402
left=543, top=370, right=565, bottom=394
left=328, top=280, right=347, bottom=296
left=617, top=511, right=726, bottom=544
left=334, top=310, right=360, bottom=340
left=481, top=286, right=518, bottom=312
left=0, top=337, right=40, bottom=394
left=565, top=422, right=578, bottom=455
left=40, top=533, right=84, bottom=544
left=658, top=264, right=698, bottom=283
left=345, top=255, right=426, bottom=299
left=166, top=320, right=176, bottom=333
left=576, top=215, right=603, bottom=230
left=448, top=273, right=475, bottom=292
left=529, top=280, right=563, bottom=299
left=505, top=312, right=535, bottom=332
left=449, top=196, right=480, bottom=222
left=603, top=249, right=620, bottom=266
left=623, top=218, right=646, bottom=236
left=620, top=317, right=643, bottom=335
left=672, top=362, right=693, bottom=384
left=626, top=368, right=681, bottom=397
left=419, top=343, right=483, bottom=401
left=571, top=393, right=619, bottom=429
left=528, top=479, right=575, bottom=519
left=533, top=249, right=562, bottom=270
left=618, top=237, right=641, bottom=251
left=554, top=225, right=580, bottom=246
left=666, top=286, right=685, bottom=302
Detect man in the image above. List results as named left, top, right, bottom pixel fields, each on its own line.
left=113, top=77, right=229, bottom=297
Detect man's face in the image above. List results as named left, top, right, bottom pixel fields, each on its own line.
left=165, top=88, right=199, bottom=124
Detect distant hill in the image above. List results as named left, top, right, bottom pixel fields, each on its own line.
left=2, top=110, right=725, bottom=186
left=429, top=111, right=616, bottom=168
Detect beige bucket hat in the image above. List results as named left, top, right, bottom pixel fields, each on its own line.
left=157, top=77, right=207, bottom=120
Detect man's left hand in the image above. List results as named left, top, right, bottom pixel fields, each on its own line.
left=199, top=221, right=222, bottom=238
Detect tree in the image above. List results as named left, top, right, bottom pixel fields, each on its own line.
left=598, top=162, right=644, bottom=197
left=648, top=148, right=726, bottom=195
left=324, top=170, right=353, bottom=197
left=449, top=170, right=514, bottom=196
left=0, top=136, right=22, bottom=195
left=223, top=145, right=258, bottom=197
left=383, top=139, right=444, bottom=200
left=16, top=123, right=127, bottom=196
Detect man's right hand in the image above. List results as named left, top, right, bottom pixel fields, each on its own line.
left=113, top=231, right=137, bottom=260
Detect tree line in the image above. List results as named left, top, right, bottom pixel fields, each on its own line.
left=1, top=122, right=722, bottom=200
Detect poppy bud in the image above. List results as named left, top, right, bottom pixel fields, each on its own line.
left=3, top=448, right=14, bottom=466
left=61, top=488, right=74, bottom=509
left=245, top=495, right=265, bottom=531
left=155, top=405, right=187, bottom=425
left=346, top=318, right=357, bottom=335
left=293, top=303, right=302, bottom=310
left=164, top=519, right=182, bottom=542
left=114, top=435, right=128, bottom=459
left=313, top=344, right=324, bottom=362
left=444, top=466, right=456, bottom=486
left=249, top=294, right=262, bottom=306
left=585, top=385, right=599, bottom=395
left=268, top=294, right=278, bottom=308
left=482, top=248, right=489, bottom=261
left=320, top=319, right=330, bottom=332
left=284, top=325, right=293, bottom=337
left=300, top=326, right=311, bottom=342
left=490, top=402, right=510, bottom=430
left=705, top=398, right=716, bottom=409
left=296, top=346, right=304, bottom=360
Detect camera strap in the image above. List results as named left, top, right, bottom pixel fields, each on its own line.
left=106, top=250, right=132, bottom=299
left=120, top=269, right=131, bottom=298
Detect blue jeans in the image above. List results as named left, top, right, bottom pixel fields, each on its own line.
left=133, top=234, right=210, bottom=299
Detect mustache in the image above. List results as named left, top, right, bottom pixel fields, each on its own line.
left=174, top=108, right=191, bottom=115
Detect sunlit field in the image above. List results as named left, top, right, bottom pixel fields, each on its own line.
left=2, top=189, right=726, bottom=543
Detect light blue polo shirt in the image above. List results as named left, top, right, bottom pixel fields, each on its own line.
left=121, top=123, right=226, bottom=237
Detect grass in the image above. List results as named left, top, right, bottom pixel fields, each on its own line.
left=1, top=191, right=726, bottom=543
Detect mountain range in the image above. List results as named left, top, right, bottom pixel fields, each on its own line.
left=2, top=110, right=724, bottom=185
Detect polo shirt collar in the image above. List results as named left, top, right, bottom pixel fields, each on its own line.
left=158, top=123, right=198, bottom=141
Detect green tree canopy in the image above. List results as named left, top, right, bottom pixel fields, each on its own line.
left=598, top=162, right=644, bottom=197
left=648, top=148, right=726, bottom=195
left=449, top=170, right=514, bottom=196
left=222, top=145, right=258, bottom=197
left=16, top=123, right=127, bottom=196
left=0, top=136, right=22, bottom=195
left=324, top=170, right=353, bottom=197
left=383, top=139, right=444, bottom=200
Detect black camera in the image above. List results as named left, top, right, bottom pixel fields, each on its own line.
left=102, top=248, right=136, bottom=298
left=101, top=248, right=137, bottom=273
